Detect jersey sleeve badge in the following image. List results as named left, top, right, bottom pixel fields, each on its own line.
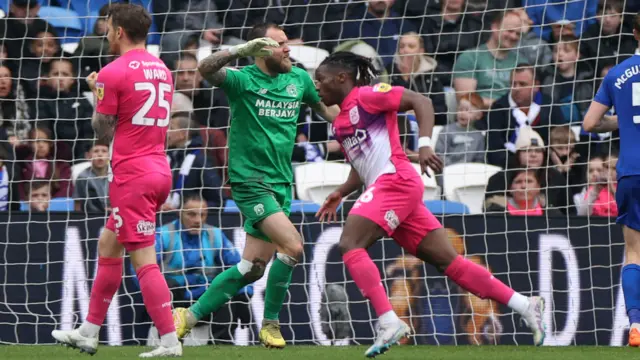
left=96, top=82, right=105, bottom=101
left=373, top=83, right=392, bottom=93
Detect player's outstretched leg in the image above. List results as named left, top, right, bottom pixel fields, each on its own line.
left=51, top=229, right=123, bottom=355
left=256, top=213, right=303, bottom=349
left=620, top=226, right=640, bottom=346
left=131, top=247, right=182, bottom=358
left=339, top=215, right=410, bottom=358
left=413, top=228, right=546, bottom=346
left=173, top=236, right=272, bottom=340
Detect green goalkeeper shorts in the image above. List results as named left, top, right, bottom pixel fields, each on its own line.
left=231, top=182, right=292, bottom=242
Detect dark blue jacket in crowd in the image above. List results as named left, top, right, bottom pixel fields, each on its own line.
left=341, top=3, right=416, bottom=67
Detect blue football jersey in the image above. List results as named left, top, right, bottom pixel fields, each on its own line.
left=594, top=55, right=640, bottom=180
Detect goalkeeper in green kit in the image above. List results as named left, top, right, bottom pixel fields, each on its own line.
left=172, top=23, right=337, bottom=348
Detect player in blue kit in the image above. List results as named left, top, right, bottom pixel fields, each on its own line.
left=583, top=12, right=640, bottom=346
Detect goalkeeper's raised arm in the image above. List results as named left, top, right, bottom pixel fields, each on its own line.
left=197, top=37, right=279, bottom=86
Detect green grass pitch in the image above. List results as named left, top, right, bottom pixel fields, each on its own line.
left=0, top=345, right=637, bottom=360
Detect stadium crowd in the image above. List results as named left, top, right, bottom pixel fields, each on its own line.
left=0, top=0, right=636, bottom=218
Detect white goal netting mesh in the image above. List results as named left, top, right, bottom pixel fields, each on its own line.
left=0, top=0, right=634, bottom=347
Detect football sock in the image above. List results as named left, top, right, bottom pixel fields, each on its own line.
left=83, top=256, right=123, bottom=337
left=137, top=263, right=177, bottom=345
left=622, top=264, right=640, bottom=324
left=445, top=255, right=517, bottom=308
left=190, top=264, right=251, bottom=321
left=343, top=248, right=393, bottom=317
left=263, top=253, right=297, bottom=321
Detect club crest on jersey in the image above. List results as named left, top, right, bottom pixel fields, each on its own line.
left=286, top=84, right=298, bottom=97
left=96, top=82, right=105, bottom=101
left=129, top=61, right=140, bottom=69
left=373, top=83, right=391, bottom=93
left=349, top=106, right=360, bottom=125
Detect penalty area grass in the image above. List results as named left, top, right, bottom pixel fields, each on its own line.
left=0, top=345, right=636, bottom=360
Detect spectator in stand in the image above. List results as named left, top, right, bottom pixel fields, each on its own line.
left=514, top=8, right=553, bottom=70
left=17, top=127, right=72, bottom=200
left=171, top=52, right=229, bottom=131
left=155, top=195, right=252, bottom=343
left=164, top=114, right=224, bottom=212
left=341, top=0, right=416, bottom=67
left=0, top=0, right=53, bottom=61
left=580, top=0, right=636, bottom=75
left=73, top=141, right=110, bottom=213
left=577, top=150, right=618, bottom=217
left=523, top=0, right=598, bottom=41
left=486, top=169, right=562, bottom=216
left=452, top=10, right=523, bottom=108
left=0, top=63, right=35, bottom=146
left=38, top=58, right=94, bottom=159
left=541, top=34, right=595, bottom=124
left=387, top=32, right=448, bottom=125
left=73, top=4, right=112, bottom=82
left=484, top=127, right=569, bottom=214
left=477, top=64, right=566, bottom=168
left=418, top=0, right=485, bottom=86
left=435, top=92, right=486, bottom=166
left=26, top=180, right=50, bottom=212
left=289, top=0, right=355, bottom=52
left=21, top=29, right=62, bottom=99
left=0, top=145, right=10, bottom=210
left=154, top=0, right=244, bottom=56
left=548, top=125, right=584, bottom=200
left=574, top=153, right=604, bottom=215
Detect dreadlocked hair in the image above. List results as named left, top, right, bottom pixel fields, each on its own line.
left=320, top=52, right=379, bottom=86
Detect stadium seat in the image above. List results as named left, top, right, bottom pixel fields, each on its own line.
left=295, top=162, right=351, bottom=206
left=432, top=125, right=443, bottom=148
left=291, top=199, right=321, bottom=213
left=424, top=200, right=470, bottom=215
left=224, top=199, right=240, bottom=213
left=146, top=44, right=160, bottom=58
left=571, top=125, right=581, bottom=141
left=61, top=42, right=79, bottom=54
left=442, top=162, right=501, bottom=214
left=288, top=45, right=330, bottom=76
left=410, top=163, right=440, bottom=200
left=38, top=6, right=84, bottom=43
left=20, top=197, right=74, bottom=212
left=71, top=161, right=91, bottom=185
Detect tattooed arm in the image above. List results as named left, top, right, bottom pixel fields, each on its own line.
left=92, top=113, right=117, bottom=144
left=583, top=101, right=618, bottom=133
left=197, top=50, right=239, bottom=87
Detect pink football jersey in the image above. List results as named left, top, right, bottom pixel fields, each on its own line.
left=95, top=49, right=173, bottom=185
left=331, top=84, right=411, bottom=187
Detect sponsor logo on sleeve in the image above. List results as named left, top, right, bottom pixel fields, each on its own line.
left=349, top=106, right=360, bottom=125
left=373, top=83, right=392, bottom=93
left=96, top=82, right=105, bottom=101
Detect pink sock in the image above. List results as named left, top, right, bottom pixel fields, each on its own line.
left=137, top=264, right=175, bottom=336
left=445, top=255, right=514, bottom=305
left=86, top=257, right=123, bottom=326
left=343, top=248, right=392, bottom=317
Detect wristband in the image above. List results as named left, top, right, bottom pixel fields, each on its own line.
left=418, top=136, right=432, bottom=149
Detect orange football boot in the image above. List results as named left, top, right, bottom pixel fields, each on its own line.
left=629, top=327, right=640, bottom=347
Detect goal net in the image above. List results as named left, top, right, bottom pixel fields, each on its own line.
left=0, top=0, right=632, bottom=347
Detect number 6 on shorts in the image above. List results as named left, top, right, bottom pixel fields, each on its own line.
left=357, top=186, right=376, bottom=204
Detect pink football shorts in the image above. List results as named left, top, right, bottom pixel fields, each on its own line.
left=105, top=172, right=171, bottom=251
left=349, top=167, right=442, bottom=255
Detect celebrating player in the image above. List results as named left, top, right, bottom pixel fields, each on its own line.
left=582, top=13, right=640, bottom=347
left=171, top=23, right=337, bottom=348
left=314, top=52, right=546, bottom=357
left=51, top=4, right=181, bottom=357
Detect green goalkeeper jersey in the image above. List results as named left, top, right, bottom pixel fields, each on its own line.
left=221, top=64, right=320, bottom=184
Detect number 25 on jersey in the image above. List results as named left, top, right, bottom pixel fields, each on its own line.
left=132, top=82, right=171, bottom=127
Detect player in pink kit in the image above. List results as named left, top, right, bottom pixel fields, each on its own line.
left=314, top=52, right=546, bottom=357
left=51, top=4, right=181, bottom=358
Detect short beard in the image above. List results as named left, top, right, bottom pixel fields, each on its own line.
left=265, top=57, right=292, bottom=74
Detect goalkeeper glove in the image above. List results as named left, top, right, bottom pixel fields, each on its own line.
left=229, top=37, right=280, bottom=58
